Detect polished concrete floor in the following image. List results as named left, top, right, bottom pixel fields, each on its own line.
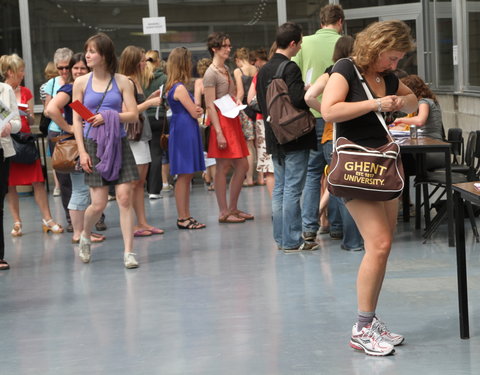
left=1, top=182, right=480, bottom=375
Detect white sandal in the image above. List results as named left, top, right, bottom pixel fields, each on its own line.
left=42, top=219, right=64, bottom=234
left=11, top=222, right=22, bottom=237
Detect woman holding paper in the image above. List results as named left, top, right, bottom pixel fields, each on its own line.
left=166, top=47, right=206, bottom=229
left=0, top=53, right=64, bottom=237
left=72, top=33, right=139, bottom=269
left=0, top=82, right=21, bottom=270
left=119, top=46, right=164, bottom=237
left=45, top=52, right=107, bottom=245
left=204, top=32, right=251, bottom=224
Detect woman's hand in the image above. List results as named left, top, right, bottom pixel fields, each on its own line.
left=376, top=95, right=406, bottom=112
left=80, top=151, right=93, bottom=173
left=87, top=113, right=105, bottom=127
left=148, top=96, right=162, bottom=107
left=0, top=123, right=12, bottom=137
left=194, top=106, right=204, bottom=119
left=216, top=132, right=227, bottom=149
left=146, top=89, right=160, bottom=101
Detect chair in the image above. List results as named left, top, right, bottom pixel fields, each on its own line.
left=418, top=131, right=480, bottom=243
left=447, top=128, right=464, bottom=167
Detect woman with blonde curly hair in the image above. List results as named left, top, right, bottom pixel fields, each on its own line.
left=322, top=20, right=418, bottom=356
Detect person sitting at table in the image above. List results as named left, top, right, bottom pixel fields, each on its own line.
left=393, top=74, right=445, bottom=169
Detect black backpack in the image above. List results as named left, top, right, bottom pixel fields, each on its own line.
left=265, top=60, right=315, bottom=144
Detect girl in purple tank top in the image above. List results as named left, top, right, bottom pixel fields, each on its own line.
left=72, top=32, right=141, bottom=269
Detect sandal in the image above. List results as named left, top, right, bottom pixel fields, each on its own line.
left=0, top=260, right=10, bottom=271
left=11, top=222, right=22, bottom=237
left=231, top=209, right=254, bottom=220
left=146, top=227, right=164, bottom=235
left=177, top=217, right=206, bottom=230
left=218, top=213, right=245, bottom=224
left=42, top=219, right=64, bottom=234
left=208, top=184, right=215, bottom=191
left=72, top=233, right=106, bottom=244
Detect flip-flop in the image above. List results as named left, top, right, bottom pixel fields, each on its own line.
left=147, top=227, right=164, bottom=235
left=231, top=210, right=254, bottom=220
left=134, top=229, right=153, bottom=237
left=72, top=233, right=106, bottom=244
left=218, top=213, right=245, bottom=224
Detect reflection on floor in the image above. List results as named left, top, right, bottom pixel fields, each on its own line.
left=1, top=183, right=480, bottom=374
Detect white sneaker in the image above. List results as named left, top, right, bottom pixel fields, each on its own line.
left=79, top=235, right=91, bottom=263
left=372, top=317, right=405, bottom=346
left=350, top=323, right=395, bottom=356
left=53, top=187, right=61, bottom=197
left=162, top=184, right=174, bottom=192
left=149, top=194, right=162, bottom=199
left=124, top=252, right=139, bottom=269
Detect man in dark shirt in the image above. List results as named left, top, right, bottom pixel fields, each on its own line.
left=257, top=22, right=318, bottom=252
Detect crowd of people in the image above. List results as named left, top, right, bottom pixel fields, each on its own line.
left=1, top=3, right=441, bottom=357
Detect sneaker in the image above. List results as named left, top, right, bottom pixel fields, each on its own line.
left=372, top=317, right=405, bottom=346
left=149, top=194, right=163, bottom=199
left=107, top=194, right=116, bottom=201
left=319, top=226, right=330, bottom=234
left=350, top=323, right=395, bottom=356
left=95, top=220, right=107, bottom=232
left=124, top=252, right=139, bottom=269
left=79, top=235, right=91, bottom=263
left=330, top=231, right=343, bottom=240
left=53, top=187, right=61, bottom=197
left=66, top=223, right=74, bottom=233
left=162, top=184, right=174, bottom=192
left=283, top=241, right=319, bottom=253
left=302, top=231, right=317, bottom=241
left=341, top=244, right=364, bottom=252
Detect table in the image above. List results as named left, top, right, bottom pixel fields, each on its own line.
left=397, top=136, right=454, bottom=247
left=452, top=181, right=479, bottom=339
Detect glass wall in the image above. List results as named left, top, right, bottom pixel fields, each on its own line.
left=340, top=0, right=418, bottom=9
left=0, top=0, right=22, bottom=58
left=434, top=0, right=453, bottom=87
left=467, top=1, right=480, bottom=88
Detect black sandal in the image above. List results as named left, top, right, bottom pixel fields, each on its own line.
left=0, top=260, right=10, bottom=271
left=177, top=217, right=206, bottom=230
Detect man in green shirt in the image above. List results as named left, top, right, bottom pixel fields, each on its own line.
left=292, top=4, right=344, bottom=242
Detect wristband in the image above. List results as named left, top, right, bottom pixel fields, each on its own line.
left=375, top=99, right=382, bottom=112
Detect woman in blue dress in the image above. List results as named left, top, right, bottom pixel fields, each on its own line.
left=166, top=47, right=206, bottom=229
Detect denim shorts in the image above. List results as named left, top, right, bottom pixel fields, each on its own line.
left=68, top=172, right=90, bottom=211
left=161, top=148, right=169, bottom=164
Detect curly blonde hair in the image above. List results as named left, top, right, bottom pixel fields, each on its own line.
left=353, top=20, right=415, bottom=73
left=196, top=58, right=212, bottom=78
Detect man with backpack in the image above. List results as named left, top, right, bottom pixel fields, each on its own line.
left=256, top=22, right=318, bottom=253
left=292, top=4, right=345, bottom=243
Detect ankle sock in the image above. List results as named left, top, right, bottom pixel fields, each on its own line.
left=357, top=310, right=375, bottom=331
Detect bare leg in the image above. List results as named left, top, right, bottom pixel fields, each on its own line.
left=70, top=210, right=84, bottom=240
left=6, top=186, right=21, bottom=223
left=214, top=158, right=232, bottom=217
left=175, top=174, right=193, bottom=219
left=115, top=182, right=135, bottom=253
left=32, top=182, right=54, bottom=221
left=228, top=157, right=249, bottom=212
left=244, top=140, right=256, bottom=185
left=132, top=164, right=150, bottom=230
left=82, top=186, right=108, bottom=238
left=346, top=199, right=398, bottom=312
left=265, top=172, right=274, bottom=198
left=162, top=163, right=171, bottom=186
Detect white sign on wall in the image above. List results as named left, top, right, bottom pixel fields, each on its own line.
left=143, top=17, right=167, bottom=34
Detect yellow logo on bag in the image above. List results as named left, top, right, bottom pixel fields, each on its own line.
left=343, top=161, right=388, bottom=186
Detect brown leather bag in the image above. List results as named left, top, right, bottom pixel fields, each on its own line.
left=51, top=134, right=79, bottom=173
left=125, top=113, right=144, bottom=141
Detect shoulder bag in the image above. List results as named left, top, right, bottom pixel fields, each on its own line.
left=160, top=114, right=169, bottom=150
left=327, top=62, right=404, bottom=201
left=51, top=76, right=113, bottom=173
left=10, top=133, right=40, bottom=164
left=124, top=80, right=144, bottom=141
left=39, top=78, right=55, bottom=136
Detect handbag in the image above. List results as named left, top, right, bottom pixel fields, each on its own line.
left=51, top=134, right=80, bottom=173
left=327, top=62, right=404, bottom=201
left=10, top=133, right=40, bottom=164
left=160, top=114, right=169, bottom=150
left=39, top=78, right=56, bottom=136
left=124, top=79, right=144, bottom=141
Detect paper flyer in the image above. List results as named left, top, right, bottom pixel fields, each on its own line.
left=155, top=84, right=164, bottom=120
left=305, top=68, right=313, bottom=85
left=213, top=95, right=246, bottom=119
left=0, top=98, right=15, bottom=132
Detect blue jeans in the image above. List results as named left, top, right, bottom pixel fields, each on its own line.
left=301, top=118, right=327, bottom=233
left=272, top=149, right=310, bottom=249
left=324, top=140, right=363, bottom=250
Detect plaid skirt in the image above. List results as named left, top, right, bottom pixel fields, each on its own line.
left=84, top=137, right=139, bottom=187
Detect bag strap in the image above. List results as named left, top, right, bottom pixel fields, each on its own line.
left=85, top=75, right=114, bottom=138
left=273, top=60, right=292, bottom=80
left=333, top=59, right=393, bottom=143
left=50, top=77, right=55, bottom=95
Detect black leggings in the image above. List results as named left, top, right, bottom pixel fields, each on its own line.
left=0, top=150, right=10, bottom=260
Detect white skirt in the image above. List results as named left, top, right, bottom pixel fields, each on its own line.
left=129, top=140, right=152, bottom=165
